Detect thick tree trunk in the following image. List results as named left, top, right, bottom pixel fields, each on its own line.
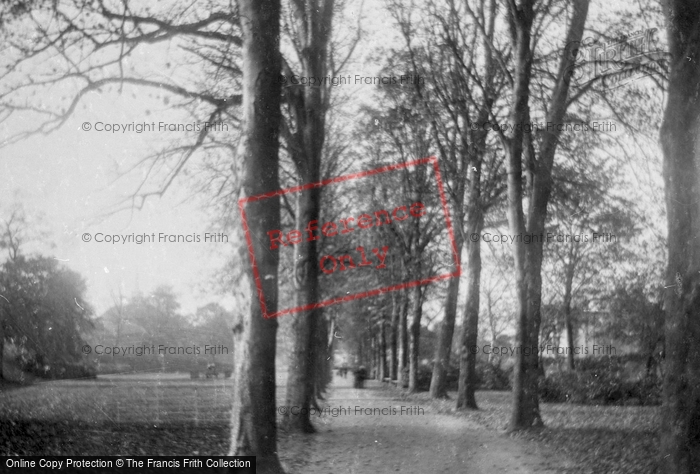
left=229, top=2, right=283, bottom=472
left=285, top=188, right=322, bottom=433
left=0, top=323, right=4, bottom=380
left=659, top=2, right=700, bottom=472
left=457, top=206, right=483, bottom=409
left=283, top=0, right=335, bottom=434
left=314, top=314, right=331, bottom=399
left=408, top=285, right=423, bottom=393
left=429, top=275, right=460, bottom=398
left=318, top=317, right=334, bottom=396
left=520, top=240, right=544, bottom=422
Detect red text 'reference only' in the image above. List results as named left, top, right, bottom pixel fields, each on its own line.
left=266, top=202, right=426, bottom=250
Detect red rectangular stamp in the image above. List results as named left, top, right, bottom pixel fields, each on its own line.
left=238, top=156, right=461, bottom=318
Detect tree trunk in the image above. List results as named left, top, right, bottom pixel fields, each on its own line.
left=659, top=1, right=700, bottom=471
left=376, top=332, right=381, bottom=379
left=397, top=289, right=409, bottom=387
left=0, top=321, right=4, bottom=380
left=505, top=0, right=536, bottom=432
left=552, top=310, right=561, bottom=372
left=320, top=317, right=335, bottom=395
left=508, top=0, right=589, bottom=431
left=379, top=315, right=387, bottom=380
left=428, top=0, right=496, bottom=402
left=562, top=249, right=576, bottom=371
left=283, top=0, right=335, bottom=434
left=285, top=188, right=322, bottom=433
left=229, top=2, right=284, bottom=472
left=390, top=292, right=399, bottom=380
left=314, top=314, right=331, bottom=399
left=526, top=0, right=590, bottom=417
left=454, top=39, right=493, bottom=405
left=368, top=335, right=377, bottom=378
left=487, top=293, right=497, bottom=365
left=408, top=285, right=423, bottom=393
left=429, top=275, right=459, bottom=398
left=521, top=241, right=545, bottom=414
left=457, top=205, right=483, bottom=409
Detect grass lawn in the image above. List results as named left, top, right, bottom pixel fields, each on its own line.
left=1, top=369, right=295, bottom=456
left=399, top=389, right=660, bottom=474
left=0, top=373, right=239, bottom=455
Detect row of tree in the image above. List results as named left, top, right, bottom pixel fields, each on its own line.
left=2, top=0, right=699, bottom=472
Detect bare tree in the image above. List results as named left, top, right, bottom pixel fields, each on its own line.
left=452, top=0, right=501, bottom=409
left=502, top=0, right=590, bottom=430
left=386, top=0, right=507, bottom=401
left=280, top=0, right=339, bottom=434
left=0, top=1, right=244, bottom=211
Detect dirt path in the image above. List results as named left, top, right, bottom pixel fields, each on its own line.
left=279, top=375, right=563, bottom=474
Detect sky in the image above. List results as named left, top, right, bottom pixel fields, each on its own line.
left=0, top=1, right=400, bottom=318
left=0, top=89, right=234, bottom=316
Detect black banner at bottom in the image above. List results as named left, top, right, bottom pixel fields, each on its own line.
left=2, top=456, right=255, bottom=473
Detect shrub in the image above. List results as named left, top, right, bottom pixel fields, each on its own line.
left=476, top=360, right=512, bottom=390
left=538, top=365, right=662, bottom=406
left=539, top=372, right=576, bottom=403
left=629, top=374, right=662, bottom=406
left=581, top=370, right=627, bottom=404
left=402, top=365, right=430, bottom=391
left=399, top=361, right=512, bottom=393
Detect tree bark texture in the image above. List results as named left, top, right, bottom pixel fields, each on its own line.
left=659, top=1, right=700, bottom=471
left=283, top=0, right=335, bottom=434
left=229, top=1, right=284, bottom=472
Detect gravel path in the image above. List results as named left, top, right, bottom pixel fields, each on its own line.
left=279, top=375, right=565, bottom=473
